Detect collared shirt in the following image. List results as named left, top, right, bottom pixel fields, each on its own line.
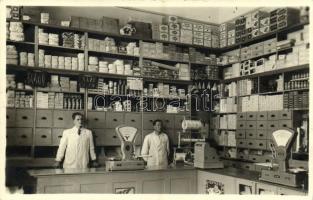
left=141, top=131, right=169, bottom=168
left=56, top=126, right=96, bottom=169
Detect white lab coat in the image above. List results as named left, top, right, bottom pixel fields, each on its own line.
left=141, top=131, right=169, bottom=168
left=56, top=126, right=96, bottom=169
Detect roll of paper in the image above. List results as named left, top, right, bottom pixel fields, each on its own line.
left=181, top=120, right=203, bottom=130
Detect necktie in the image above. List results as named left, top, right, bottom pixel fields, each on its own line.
left=78, top=128, right=81, bottom=135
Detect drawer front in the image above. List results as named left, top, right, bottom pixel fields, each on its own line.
left=105, top=113, right=124, bottom=129
left=246, top=112, right=257, bottom=120
left=92, top=129, right=120, bottom=146
left=268, top=111, right=279, bottom=120
left=53, top=110, right=83, bottom=128
left=160, top=114, right=174, bottom=130
left=52, top=128, right=64, bottom=146
left=257, top=120, right=267, bottom=130
left=278, top=111, right=292, bottom=120
left=267, top=121, right=279, bottom=130
left=237, top=153, right=249, bottom=160
left=255, top=139, right=267, bottom=150
left=241, top=163, right=255, bottom=171
left=6, top=109, right=16, bottom=127
left=87, top=111, right=106, bottom=128
left=248, top=155, right=264, bottom=163
left=257, top=111, right=268, bottom=120
left=16, top=109, right=34, bottom=127
left=278, top=120, right=293, bottom=129
left=246, top=129, right=257, bottom=139
left=256, top=130, right=267, bottom=139
left=174, top=114, right=189, bottom=130
left=236, top=130, right=246, bottom=139
left=237, top=121, right=246, bottom=130
left=246, top=121, right=257, bottom=130
left=36, top=109, right=53, bottom=127
left=8, top=128, right=33, bottom=146
left=236, top=139, right=246, bottom=148
left=237, top=113, right=246, bottom=121
left=143, top=113, right=160, bottom=130
left=35, top=128, right=52, bottom=146
left=124, top=113, right=142, bottom=130
left=246, top=139, right=256, bottom=149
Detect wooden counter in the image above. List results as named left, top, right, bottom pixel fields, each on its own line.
left=28, top=166, right=197, bottom=194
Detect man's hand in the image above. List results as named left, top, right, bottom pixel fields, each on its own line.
left=54, top=161, right=62, bottom=169
left=90, top=160, right=99, bottom=168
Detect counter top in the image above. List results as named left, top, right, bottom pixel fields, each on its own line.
left=28, top=165, right=196, bottom=177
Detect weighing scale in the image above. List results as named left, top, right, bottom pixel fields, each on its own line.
left=105, top=125, right=145, bottom=171
left=259, top=128, right=307, bottom=187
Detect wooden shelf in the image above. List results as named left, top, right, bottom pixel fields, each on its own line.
left=144, top=77, right=192, bottom=85
left=221, top=64, right=309, bottom=83
left=143, top=56, right=188, bottom=64
left=38, top=43, right=84, bottom=52
left=36, top=89, right=84, bottom=94
left=8, top=88, right=34, bottom=92
left=289, top=77, right=309, bottom=82
left=214, top=112, right=237, bottom=115
left=7, top=40, right=35, bottom=45
left=258, top=91, right=284, bottom=95
left=89, top=50, right=140, bottom=59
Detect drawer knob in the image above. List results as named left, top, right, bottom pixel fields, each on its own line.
left=131, top=119, right=135, bottom=122
left=271, top=114, right=275, bottom=117
left=249, top=142, right=253, bottom=145
left=165, top=120, right=169, bottom=122
left=58, top=117, right=63, bottom=120
left=282, top=114, right=287, bottom=117
left=21, top=134, right=27, bottom=138
left=259, top=134, right=264, bottom=137
left=260, top=115, right=264, bottom=118
left=113, top=135, right=117, bottom=138
left=271, top=125, right=275, bottom=127
left=260, top=124, right=264, bottom=127
left=94, top=118, right=99, bottom=121
left=249, top=115, right=253, bottom=117
left=22, top=116, right=28, bottom=120
left=283, top=124, right=287, bottom=127
left=41, top=135, right=47, bottom=138
left=113, top=119, right=117, bottom=122
left=249, top=134, right=253, bottom=136
left=41, top=117, right=47, bottom=120
left=259, top=143, right=263, bottom=146
left=58, top=136, right=62, bottom=138
left=6, top=115, right=9, bottom=119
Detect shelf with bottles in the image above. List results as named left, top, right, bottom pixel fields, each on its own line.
left=284, top=68, right=309, bottom=91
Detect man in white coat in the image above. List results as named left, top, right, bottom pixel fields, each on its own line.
left=54, top=112, right=98, bottom=169
left=141, top=120, right=169, bottom=169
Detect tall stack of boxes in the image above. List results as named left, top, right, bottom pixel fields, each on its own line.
left=219, top=22, right=235, bottom=48
left=277, top=8, right=300, bottom=29
left=235, top=16, right=246, bottom=44
left=193, top=24, right=204, bottom=46
left=250, top=10, right=269, bottom=38
left=180, top=21, right=193, bottom=44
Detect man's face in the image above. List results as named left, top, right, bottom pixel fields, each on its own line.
left=73, top=115, right=83, bottom=127
left=153, top=121, right=162, bottom=133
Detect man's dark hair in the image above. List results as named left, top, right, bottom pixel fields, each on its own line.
left=72, top=112, right=83, bottom=120
left=153, top=119, right=163, bottom=126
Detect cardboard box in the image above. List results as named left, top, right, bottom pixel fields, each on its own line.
left=159, top=25, right=169, bottom=33
left=193, top=31, right=204, bottom=38
left=169, top=23, right=180, bottom=31
left=193, top=24, right=204, bottom=32
left=193, top=38, right=204, bottom=45
left=227, top=37, right=235, bottom=46
left=181, top=22, right=193, bottom=30
left=203, top=24, right=212, bottom=32
left=260, top=17, right=270, bottom=27
left=163, top=15, right=178, bottom=24
left=228, top=29, right=235, bottom=38
left=252, top=29, right=259, bottom=38
left=101, top=16, right=119, bottom=34
left=220, top=22, right=235, bottom=32
left=203, top=40, right=211, bottom=47
left=169, top=29, right=180, bottom=36
left=259, top=26, right=270, bottom=35
left=169, top=35, right=179, bottom=42
left=252, top=10, right=270, bottom=21
left=220, top=31, right=227, bottom=39
left=159, top=33, right=169, bottom=41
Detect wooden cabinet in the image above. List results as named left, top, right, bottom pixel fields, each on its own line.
left=87, top=111, right=106, bottom=128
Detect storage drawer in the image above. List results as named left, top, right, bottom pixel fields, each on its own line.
left=87, top=111, right=106, bottom=128
left=245, top=129, right=257, bottom=139
left=35, top=128, right=52, bottom=146
left=256, top=120, right=267, bottom=130
left=255, top=139, right=267, bottom=150
left=6, top=108, right=16, bottom=127
left=237, top=113, right=246, bottom=121
left=278, top=120, right=293, bottom=129
left=124, top=113, right=142, bottom=130
left=92, top=129, right=120, bottom=146
left=52, top=128, right=64, bottom=146
left=143, top=113, right=160, bottom=129
left=236, top=139, right=246, bottom=148
left=246, top=139, right=255, bottom=149
left=267, top=111, right=279, bottom=120
left=7, top=128, right=33, bottom=146
left=256, top=130, right=267, bottom=139
left=53, top=110, right=83, bottom=128
left=36, top=109, right=53, bottom=127
left=241, top=163, right=256, bottom=171
left=160, top=114, right=174, bottom=130
left=246, top=112, right=257, bottom=120
left=16, top=109, right=34, bottom=127
left=246, top=121, right=257, bottom=130
left=236, top=121, right=246, bottom=130
left=236, top=130, right=246, bottom=139
left=105, top=112, right=124, bottom=129
left=267, top=121, right=279, bottom=130
left=237, top=152, right=249, bottom=160
left=278, top=111, right=292, bottom=120
left=248, top=155, right=264, bottom=163
left=257, top=112, right=268, bottom=120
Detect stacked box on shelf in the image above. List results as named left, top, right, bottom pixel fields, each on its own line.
left=180, top=21, right=193, bottom=44
left=159, top=24, right=169, bottom=41
left=169, top=21, right=180, bottom=43
left=263, top=38, right=277, bottom=54
left=211, top=25, right=220, bottom=48
left=240, top=60, right=255, bottom=76
left=250, top=10, right=269, bottom=38
left=250, top=41, right=264, bottom=58
left=203, top=24, right=212, bottom=47
left=277, top=8, right=300, bottom=29
left=235, top=16, right=246, bottom=43
left=193, top=23, right=204, bottom=46
left=219, top=22, right=235, bottom=48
